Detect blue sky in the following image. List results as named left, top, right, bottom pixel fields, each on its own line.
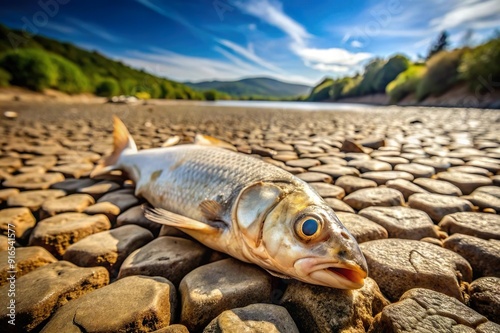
left=1, top=0, right=500, bottom=85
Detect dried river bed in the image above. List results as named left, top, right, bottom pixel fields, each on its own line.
left=0, top=101, right=499, bottom=333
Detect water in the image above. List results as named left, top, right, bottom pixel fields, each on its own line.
left=203, top=100, right=379, bottom=111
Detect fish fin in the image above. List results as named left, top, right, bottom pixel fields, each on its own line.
left=195, top=134, right=237, bottom=151
left=91, top=116, right=137, bottom=178
left=199, top=200, right=224, bottom=221
left=162, top=136, right=180, bottom=147
left=145, top=207, right=220, bottom=234
left=265, top=269, right=291, bottom=279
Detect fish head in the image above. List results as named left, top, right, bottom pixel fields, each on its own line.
left=260, top=186, right=368, bottom=289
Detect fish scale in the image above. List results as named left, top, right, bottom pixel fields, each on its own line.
left=121, top=145, right=298, bottom=222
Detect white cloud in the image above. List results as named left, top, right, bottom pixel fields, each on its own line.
left=350, top=40, right=363, bottom=48
left=217, top=39, right=282, bottom=72
left=234, top=0, right=311, bottom=45
left=431, top=0, right=500, bottom=31
left=234, top=0, right=372, bottom=75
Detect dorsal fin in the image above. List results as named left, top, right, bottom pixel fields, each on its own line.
left=91, top=116, right=137, bottom=177
left=195, top=134, right=237, bottom=151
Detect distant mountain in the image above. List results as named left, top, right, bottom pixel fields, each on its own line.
left=185, top=77, right=311, bottom=98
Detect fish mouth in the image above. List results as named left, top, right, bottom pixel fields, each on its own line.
left=295, top=258, right=367, bottom=289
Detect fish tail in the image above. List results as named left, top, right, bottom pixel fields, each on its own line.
left=91, top=116, right=137, bottom=177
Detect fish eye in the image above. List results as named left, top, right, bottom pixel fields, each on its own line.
left=295, top=217, right=321, bottom=241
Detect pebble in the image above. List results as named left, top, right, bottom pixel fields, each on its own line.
left=29, top=212, right=111, bottom=257
left=50, top=162, right=94, bottom=178
left=50, top=178, right=97, bottom=194
left=336, top=212, right=388, bottom=243
left=335, top=175, right=377, bottom=194
left=368, top=288, right=499, bottom=333
left=40, top=275, right=176, bottom=333
left=83, top=201, right=121, bottom=223
left=360, top=239, right=472, bottom=301
left=413, top=177, right=463, bottom=196
left=340, top=139, right=367, bottom=153
left=0, top=261, right=109, bottom=333
left=7, top=189, right=66, bottom=211
left=463, top=191, right=500, bottom=211
left=78, top=180, right=121, bottom=199
left=119, top=236, right=210, bottom=285
left=323, top=197, right=355, bottom=213
left=386, top=178, right=428, bottom=200
left=408, top=193, right=474, bottom=222
left=40, top=193, right=95, bottom=218
left=3, top=172, right=65, bottom=190
left=0, top=207, right=36, bottom=240
left=309, top=164, right=360, bottom=178
left=0, top=246, right=57, bottom=286
left=469, top=277, right=500, bottom=324
left=179, top=258, right=272, bottom=332
left=359, top=206, right=439, bottom=240
left=280, top=278, right=389, bottom=333
left=374, top=156, right=409, bottom=167
left=443, top=234, right=500, bottom=278
left=438, top=212, right=500, bottom=240
left=360, top=171, right=414, bottom=185
left=204, top=303, right=299, bottom=333
left=0, top=188, right=19, bottom=204
left=347, top=159, right=392, bottom=172
left=309, top=182, right=345, bottom=199
left=285, top=158, right=320, bottom=168
left=394, top=163, right=435, bottom=178
left=343, top=188, right=405, bottom=210
left=436, top=171, right=493, bottom=195
left=116, top=205, right=162, bottom=235
left=473, top=186, right=500, bottom=199
left=296, top=172, right=332, bottom=183
left=25, top=155, right=57, bottom=169
left=97, top=189, right=140, bottom=213
left=448, top=165, right=491, bottom=176
left=63, top=224, right=154, bottom=275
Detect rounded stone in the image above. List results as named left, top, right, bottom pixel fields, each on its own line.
left=40, top=193, right=95, bottom=218
left=369, top=288, right=497, bottom=333
left=285, top=158, right=320, bottom=168
left=309, top=165, right=360, bottom=179
left=473, top=186, right=500, bottom=199
left=0, top=207, right=36, bottom=240
left=323, top=198, right=355, bottom=213
left=443, top=234, right=500, bottom=279
left=203, top=304, right=299, bottom=333
left=360, top=239, right=472, bottom=302
left=97, top=189, right=141, bottom=213
left=469, top=277, right=500, bottom=324
left=29, top=213, right=111, bottom=257
left=50, top=178, right=97, bottom=194
left=336, top=212, right=388, bottom=243
left=408, top=193, right=474, bottom=222
left=40, top=275, right=177, bottom=333
left=348, top=159, right=392, bottom=173
left=280, top=278, right=389, bottom=333
left=448, top=165, right=491, bottom=176
left=335, top=175, right=377, bottom=194
left=0, top=246, right=57, bottom=286
left=360, top=171, right=414, bottom=185
left=413, top=177, right=463, bottom=196
left=359, top=206, right=439, bottom=240
left=63, top=224, right=154, bottom=275
left=7, top=189, right=66, bottom=211
left=119, top=236, right=210, bottom=286
left=438, top=212, right=500, bottom=240
left=77, top=180, right=121, bottom=199
left=3, top=172, right=65, bottom=190
left=386, top=178, right=428, bottom=201
left=309, top=182, right=345, bottom=199
left=463, top=192, right=500, bottom=212
left=0, top=261, right=109, bottom=333
left=296, top=172, right=332, bottom=183
left=436, top=171, right=492, bottom=195
left=116, top=205, right=162, bottom=235
left=50, top=162, right=94, bottom=178
left=394, top=163, right=435, bottom=178
left=344, top=188, right=405, bottom=210
left=179, top=258, right=272, bottom=332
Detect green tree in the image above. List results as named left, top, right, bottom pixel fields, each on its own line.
left=0, top=68, right=11, bottom=87
left=50, top=54, right=89, bottom=94
left=95, top=77, right=119, bottom=97
left=459, top=37, right=500, bottom=93
left=427, top=31, right=448, bottom=60
left=357, top=59, right=385, bottom=95
left=416, top=49, right=464, bottom=101
left=372, top=54, right=410, bottom=93
left=0, top=48, right=57, bottom=91
left=386, top=64, right=426, bottom=102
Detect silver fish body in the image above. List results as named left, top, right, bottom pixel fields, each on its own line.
left=94, top=117, right=368, bottom=289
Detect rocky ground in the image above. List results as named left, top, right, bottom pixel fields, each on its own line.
left=0, top=101, right=499, bottom=333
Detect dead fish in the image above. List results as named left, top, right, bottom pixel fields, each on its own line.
left=92, top=116, right=368, bottom=289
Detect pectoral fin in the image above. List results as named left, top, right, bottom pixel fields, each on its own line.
left=265, top=269, right=291, bottom=279
left=195, top=134, right=237, bottom=151
left=199, top=200, right=224, bottom=221
left=145, top=207, right=220, bottom=234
